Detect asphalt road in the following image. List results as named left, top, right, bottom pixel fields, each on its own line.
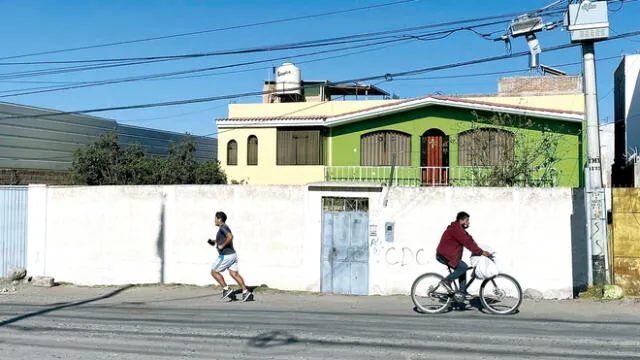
left=0, top=285, right=639, bottom=359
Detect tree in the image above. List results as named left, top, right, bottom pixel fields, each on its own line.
left=71, top=131, right=227, bottom=185
left=452, top=112, right=565, bottom=187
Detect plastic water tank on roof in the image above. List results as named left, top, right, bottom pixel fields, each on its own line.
left=276, top=62, right=301, bottom=95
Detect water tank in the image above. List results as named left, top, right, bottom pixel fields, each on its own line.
left=275, top=63, right=301, bottom=95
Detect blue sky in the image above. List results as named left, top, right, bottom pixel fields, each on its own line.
left=0, top=0, right=638, bottom=138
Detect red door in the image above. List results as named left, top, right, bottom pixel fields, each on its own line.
left=421, top=130, right=449, bottom=186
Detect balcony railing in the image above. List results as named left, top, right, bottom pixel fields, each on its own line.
left=324, top=166, right=558, bottom=187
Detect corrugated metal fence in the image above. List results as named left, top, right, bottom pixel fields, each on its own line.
left=0, top=186, right=28, bottom=278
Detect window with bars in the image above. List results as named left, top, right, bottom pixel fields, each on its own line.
left=227, top=140, right=238, bottom=166
left=360, top=130, right=411, bottom=166
left=322, top=197, right=369, bottom=212
left=458, top=128, right=515, bottom=166
left=276, top=128, right=325, bottom=165
left=247, top=135, right=258, bottom=165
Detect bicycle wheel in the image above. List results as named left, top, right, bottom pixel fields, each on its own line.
left=411, top=273, right=452, bottom=314
left=479, top=274, right=522, bottom=315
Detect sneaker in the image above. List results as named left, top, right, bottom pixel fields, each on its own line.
left=439, top=280, right=454, bottom=294
left=221, top=288, right=233, bottom=300
left=240, top=291, right=252, bottom=302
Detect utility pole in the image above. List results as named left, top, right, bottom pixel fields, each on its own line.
left=565, top=0, right=611, bottom=286
left=502, top=0, right=611, bottom=287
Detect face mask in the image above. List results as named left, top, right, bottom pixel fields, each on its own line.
left=462, top=224, right=469, bottom=229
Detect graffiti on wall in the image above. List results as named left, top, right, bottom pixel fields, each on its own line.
left=385, top=246, right=429, bottom=267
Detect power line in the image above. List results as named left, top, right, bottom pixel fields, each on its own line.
left=0, top=8, right=636, bottom=122
left=0, top=37, right=419, bottom=98
left=0, top=0, right=423, bottom=61
left=0, top=19, right=520, bottom=81
left=0, top=38, right=415, bottom=95
left=0, top=30, right=626, bottom=122
left=0, top=41, right=589, bottom=120
left=0, top=20, right=517, bottom=97
left=119, top=103, right=229, bottom=123
left=395, top=54, right=624, bottom=81
left=0, top=7, right=568, bottom=73
left=0, top=4, right=573, bottom=89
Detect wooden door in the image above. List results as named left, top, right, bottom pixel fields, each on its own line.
left=421, top=129, right=449, bottom=186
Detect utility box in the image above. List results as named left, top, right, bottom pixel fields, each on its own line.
left=565, top=1, right=609, bottom=43
left=384, top=222, right=395, bottom=243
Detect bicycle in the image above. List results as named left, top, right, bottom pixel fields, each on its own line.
left=410, top=255, right=522, bottom=315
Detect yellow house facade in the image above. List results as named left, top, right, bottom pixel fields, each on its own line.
left=218, top=127, right=325, bottom=185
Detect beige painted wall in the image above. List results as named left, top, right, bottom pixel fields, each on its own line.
left=218, top=127, right=324, bottom=184
left=227, top=100, right=399, bottom=118
left=461, top=94, right=585, bottom=112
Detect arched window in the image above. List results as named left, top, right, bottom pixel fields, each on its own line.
left=247, top=135, right=258, bottom=165
left=458, top=128, right=514, bottom=166
left=360, top=130, right=411, bottom=166
left=227, top=140, right=238, bottom=166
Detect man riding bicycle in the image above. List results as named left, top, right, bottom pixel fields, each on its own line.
left=435, top=211, right=491, bottom=295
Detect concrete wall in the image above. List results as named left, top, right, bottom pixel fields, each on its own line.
left=26, top=184, right=587, bottom=299
left=614, top=54, right=640, bottom=155
left=373, top=187, right=586, bottom=299
left=497, top=76, right=583, bottom=97
left=600, top=123, right=615, bottom=188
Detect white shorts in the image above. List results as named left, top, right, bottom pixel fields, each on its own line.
left=212, top=253, right=238, bottom=273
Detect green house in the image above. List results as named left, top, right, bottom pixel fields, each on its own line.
left=217, top=95, right=585, bottom=187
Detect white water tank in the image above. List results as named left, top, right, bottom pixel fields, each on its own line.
left=275, top=62, right=301, bottom=95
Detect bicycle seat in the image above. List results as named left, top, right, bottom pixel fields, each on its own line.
left=436, top=254, right=454, bottom=271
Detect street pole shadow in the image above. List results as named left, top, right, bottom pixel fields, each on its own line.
left=247, top=331, right=298, bottom=348
left=0, top=285, right=135, bottom=327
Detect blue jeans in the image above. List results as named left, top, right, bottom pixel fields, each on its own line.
left=436, top=254, right=468, bottom=293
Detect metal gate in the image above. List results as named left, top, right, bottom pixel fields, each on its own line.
left=321, top=197, right=369, bottom=295
left=0, top=186, right=28, bottom=278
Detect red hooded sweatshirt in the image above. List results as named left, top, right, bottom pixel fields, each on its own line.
left=436, top=221, right=483, bottom=267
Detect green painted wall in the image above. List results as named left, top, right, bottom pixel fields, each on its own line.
left=329, top=106, right=584, bottom=187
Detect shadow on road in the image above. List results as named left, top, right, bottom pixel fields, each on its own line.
left=248, top=331, right=298, bottom=348
left=412, top=296, right=493, bottom=315
left=0, top=284, right=134, bottom=327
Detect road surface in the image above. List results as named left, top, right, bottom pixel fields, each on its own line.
left=1, top=285, right=639, bottom=359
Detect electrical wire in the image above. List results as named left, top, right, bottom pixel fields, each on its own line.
left=0, top=20, right=515, bottom=97
left=0, top=37, right=419, bottom=98
left=0, top=40, right=413, bottom=95
left=4, top=29, right=639, bottom=122
left=0, top=8, right=568, bottom=70
left=395, top=54, right=624, bottom=81
left=0, top=19, right=522, bottom=81
left=0, top=0, right=423, bottom=61
left=0, top=5, right=636, bottom=122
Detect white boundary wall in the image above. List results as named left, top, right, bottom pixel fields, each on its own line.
left=27, top=184, right=587, bottom=299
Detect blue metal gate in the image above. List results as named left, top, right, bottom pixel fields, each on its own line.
left=0, top=186, right=28, bottom=278
left=321, top=197, right=369, bottom=295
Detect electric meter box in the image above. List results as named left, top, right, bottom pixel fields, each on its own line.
left=565, top=1, right=609, bottom=43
